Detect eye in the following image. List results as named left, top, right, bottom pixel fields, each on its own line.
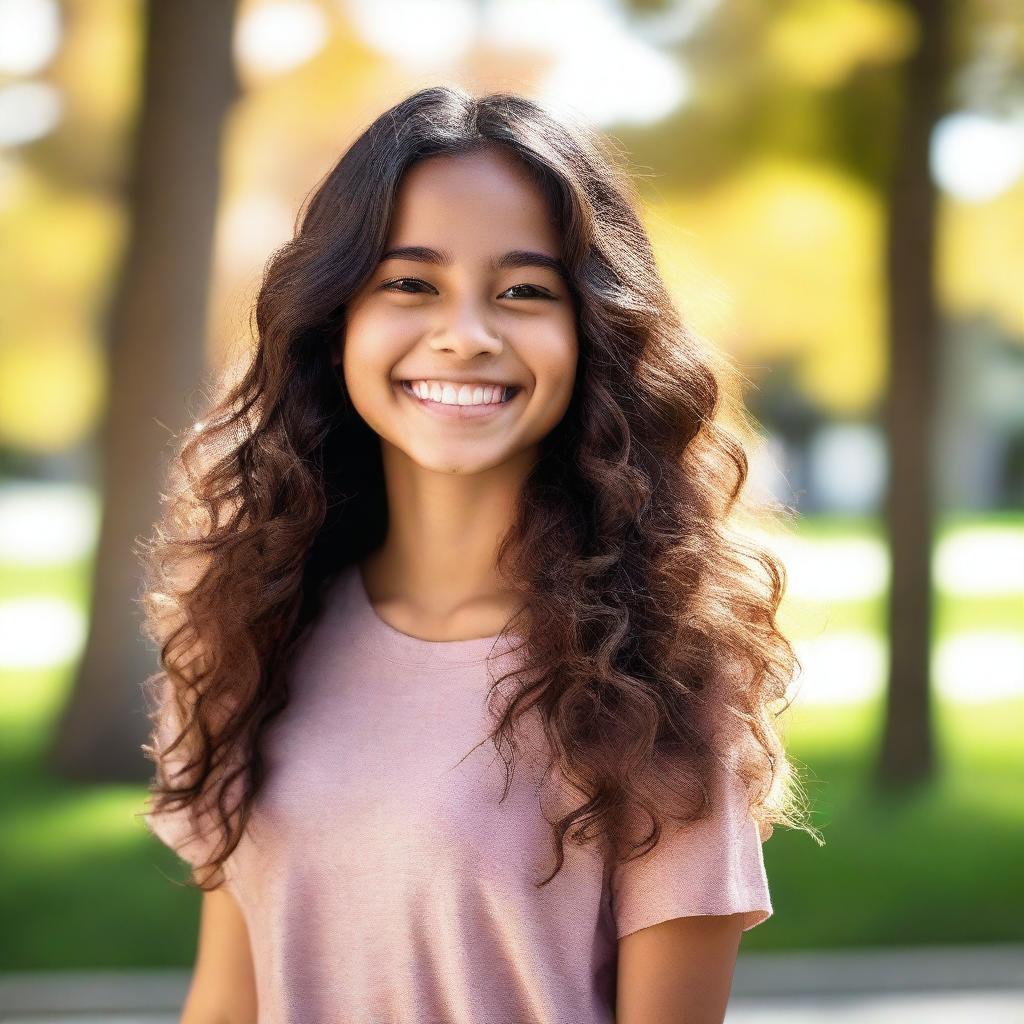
left=501, top=283, right=555, bottom=300
left=380, top=277, right=434, bottom=294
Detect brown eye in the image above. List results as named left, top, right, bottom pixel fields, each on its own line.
left=501, top=284, right=555, bottom=300
left=381, top=278, right=434, bottom=294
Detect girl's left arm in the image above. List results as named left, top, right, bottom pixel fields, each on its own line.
left=615, top=912, right=746, bottom=1024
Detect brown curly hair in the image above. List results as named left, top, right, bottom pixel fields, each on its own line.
left=136, top=84, right=820, bottom=893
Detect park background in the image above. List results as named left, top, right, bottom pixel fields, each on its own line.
left=0, top=0, right=1021, bottom=1012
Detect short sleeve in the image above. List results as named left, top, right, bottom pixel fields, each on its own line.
left=142, top=679, right=232, bottom=879
left=609, top=764, right=773, bottom=940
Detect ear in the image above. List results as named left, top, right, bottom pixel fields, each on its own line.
left=326, top=310, right=346, bottom=368
left=329, top=335, right=343, bottom=368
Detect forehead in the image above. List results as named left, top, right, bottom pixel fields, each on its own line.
left=387, top=149, right=561, bottom=256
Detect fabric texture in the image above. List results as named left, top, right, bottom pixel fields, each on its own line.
left=143, top=562, right=772, bottom=1023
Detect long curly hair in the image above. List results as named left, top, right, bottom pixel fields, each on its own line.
left=137, top=84, right=820, bottom=893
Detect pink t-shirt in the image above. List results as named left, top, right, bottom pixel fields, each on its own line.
left=144, top=562, right=772, bottom=1023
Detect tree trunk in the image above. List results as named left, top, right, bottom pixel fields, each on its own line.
left=877, top=0, right=950, bottom=785
left=49, top=0, right=238, bottom=780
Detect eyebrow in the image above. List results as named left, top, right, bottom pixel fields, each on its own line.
left=379, top=245, right=570, bottom=283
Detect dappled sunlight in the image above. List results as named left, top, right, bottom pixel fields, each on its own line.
left=346, top=0, right=476, bottom=68
left=644, top=158, right=885, bottom=415
left=485, top=0, right=689, bottom=126
left=0, top=481, right=98, bottom=564
left=234, top=0, right=328, bottom=80
left=789, top=631, right=885, bottom=705
left=790, top=630, right=1024, bottom=705
left=936, top=526, right=1024, bottom=596
left=936, top=632, right=1024, bottom=703
left=932, top=111, right=1024, bottom=203
left=763, top=0, right=915, bottom=88
left=0, top=165, right=121, bottom=452
left=0, top=596, right=84, bottom=669
left=754, top=529, right=888, bottom=602
left=0, top=79, right=62, bottom=146
left=0, top=0, right=61, bottom=77
left=938, top=178, right=1024, bottom=334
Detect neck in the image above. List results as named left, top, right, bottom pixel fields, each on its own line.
left=360, top=441, right=534, bottom=630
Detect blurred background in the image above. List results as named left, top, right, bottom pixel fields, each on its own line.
left=0, top=0, right=1021, bottom=1019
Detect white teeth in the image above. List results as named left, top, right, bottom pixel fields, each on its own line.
left=405, top=380, right=513, bottom=407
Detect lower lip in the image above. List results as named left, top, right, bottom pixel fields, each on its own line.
left=398, top=381, right=521, bottom=420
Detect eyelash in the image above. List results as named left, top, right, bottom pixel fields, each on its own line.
left=380, top=277, right=554, bottom=300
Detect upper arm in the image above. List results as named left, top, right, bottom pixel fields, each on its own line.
left=180, top=877, right=258, bottom=1024
left=615, top=912, right=745, bottom=1024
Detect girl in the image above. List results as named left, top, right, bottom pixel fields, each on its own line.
left=140, top=85, right=815, bottom=1024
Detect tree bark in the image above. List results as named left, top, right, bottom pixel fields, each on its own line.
left=877, top=0, right=950, bottom=784
left=50, top=0, right=238, bottom=780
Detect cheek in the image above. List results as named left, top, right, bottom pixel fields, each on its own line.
left=341, top=310, right=403, bottom=388
left=527, top=320, right=578, bottom=399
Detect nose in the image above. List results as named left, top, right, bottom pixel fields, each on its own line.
left=427, top=295, right=503, bottom=358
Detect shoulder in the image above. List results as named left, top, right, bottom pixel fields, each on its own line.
left=609, top=761, right=773, bottom=942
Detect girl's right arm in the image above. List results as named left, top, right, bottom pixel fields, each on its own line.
left=179, top=877, right=258, bottom=1024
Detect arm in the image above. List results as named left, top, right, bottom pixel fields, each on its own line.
left=615, top=912, right=746, bottom=1024
left=179, top=872, right=258, bottom=1024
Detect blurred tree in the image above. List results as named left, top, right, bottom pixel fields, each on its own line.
left=619, top=0, right=971, bottom=784
left=49, top=0, right=238, bottom=779
left=877, top=0, right=951, bottom=784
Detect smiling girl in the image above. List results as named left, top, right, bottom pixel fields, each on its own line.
left=139, top=85, right=815, bottom=1024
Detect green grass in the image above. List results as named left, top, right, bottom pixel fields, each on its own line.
left=745, top=697, right=1024, bottom=950
left=0, top=513, right=1022, bottom=968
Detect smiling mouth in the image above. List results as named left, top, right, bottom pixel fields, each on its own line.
left=399, top=381, right=521, bottom=406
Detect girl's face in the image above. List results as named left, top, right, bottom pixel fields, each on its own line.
left=337, top=148, right=578, bottom=476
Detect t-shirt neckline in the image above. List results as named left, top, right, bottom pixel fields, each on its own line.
left=344, top=561, right=517, bottom=667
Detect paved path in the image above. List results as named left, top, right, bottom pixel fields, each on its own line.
left=1, top=945, right=1021, bottom=1022
left=729, top=991, right=1024, bottom=1022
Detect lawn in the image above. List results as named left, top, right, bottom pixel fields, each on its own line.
left=0, top=512, right=1021, bottom=968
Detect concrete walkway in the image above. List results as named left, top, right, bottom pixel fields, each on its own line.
left=0, top=945, right=1021, bottom=1022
